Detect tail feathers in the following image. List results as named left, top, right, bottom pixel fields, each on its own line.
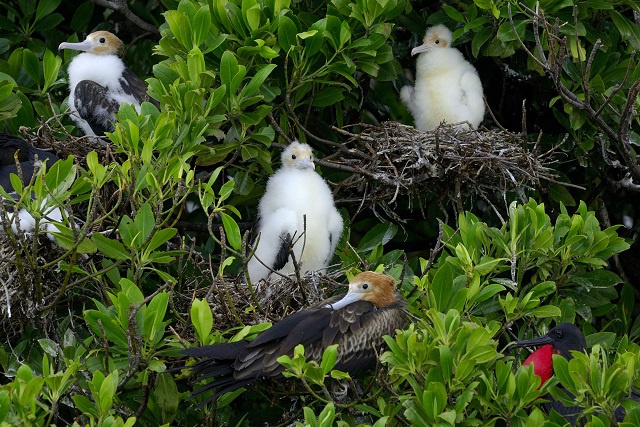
left=181, top=341, right=259, bottom=406
left=188, top=359, right=235, bottom=381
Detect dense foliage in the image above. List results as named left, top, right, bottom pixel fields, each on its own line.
left=0, top=0, right=639, bottom=425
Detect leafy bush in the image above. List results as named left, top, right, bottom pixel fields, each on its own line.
left=0, top=0, right=639, bottom=425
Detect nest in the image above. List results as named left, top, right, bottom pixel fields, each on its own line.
left=170, top=249, right=346, bottom=338
left=326, top=121, right=562, bottom=221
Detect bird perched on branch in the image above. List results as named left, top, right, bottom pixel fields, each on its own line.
left=246, top=141, right=343, bottom=283
left=181, top=271, right=407, bottom=403
left=510, top=323, right=637, bottom=424
left=59, top=31, right=159, bottom=137
left=400, top=24, right=485, bottom=131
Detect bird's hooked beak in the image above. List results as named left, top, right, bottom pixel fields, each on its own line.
left=411, top=43, right=433, bottom=56
left=58, top=40, right=93, bottom=53
left=509, top=334, right=553, bottom=351
left=325, top=290, right=361, bottom=310
left=296, top=159, right=315, bottom=170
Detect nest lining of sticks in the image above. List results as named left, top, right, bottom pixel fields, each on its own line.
left=324, top=121, right=561, bottom=221
left=175, top=268, right=347, bottom=337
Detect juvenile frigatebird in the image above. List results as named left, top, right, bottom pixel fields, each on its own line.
left=246, top=141, right=343, bottom=283
left=59, top=31, right=159, bottom=137
left=182, top=271, right=406, bottom=403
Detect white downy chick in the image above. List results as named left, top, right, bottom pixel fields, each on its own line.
left=247, top=141, right=343, bottom=282
left=401, top=24, right=485, bottom=131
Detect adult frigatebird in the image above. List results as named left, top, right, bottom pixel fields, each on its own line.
left=181, top=271, right=407, bottom=403
left=0, top=134, right=58, bottom=192
left=58, top=31, right=159, bottom=137
left=511, top=323, right=637, bottom=424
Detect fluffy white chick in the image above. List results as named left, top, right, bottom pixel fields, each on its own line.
left=400, top=24, right=485, bottom=131
left=247, top=141, right=343, bottom=282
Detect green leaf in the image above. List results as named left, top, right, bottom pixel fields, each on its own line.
left=357, top=222, right=397, bottom=252
left=320, top=344, right=338, bottom=375
left=472, top=27, right=493, bottom=58
left=220, top=50, right=239, bottom=94
left=241, top=64, right=277, bottom=98
left=192, top=6, right=212, bottom=46
left=278, top=15, right=298, bottom=53
left=132, top=203, right=155, bottom=246
left=312, top=86, right=345, bottom=107
left=221, top=212, right=242, bottom=250
left=190, top=298, right=213, bottom=344
left=35, top=0, right=62, bottom=23
left=92, top=234, right=131, bottom=261
left=22, top=49, right=41, bottom=86
left=145, top=228, right=177, bottom=253
left=98, top=371, right=116, bottom=415
left=155, top=373, right=179, bottom=424
left=443, top=4, right=465, bottom=23
left=42, top=49, right=62, bottom=92
left=72, top=395, right=99, bottom=418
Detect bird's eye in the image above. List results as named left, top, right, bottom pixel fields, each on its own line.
left=555, top=330, right=563, bottom=338
left=435, top=39, right=440, bottom=44
left=362, top=283, right=369, bottom=290
left=99, top=38, right=106, bottom=43
left=291, top=154, right=296, bottom=160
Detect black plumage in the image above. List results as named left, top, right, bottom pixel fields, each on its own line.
left=0, top=134, right=58, bottom=192
left=512, top=324, right=638, bottom=425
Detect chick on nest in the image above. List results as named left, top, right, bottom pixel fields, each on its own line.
left=401, top=24, right=485, bottom=131
left=246, top=141, right=343, bottom=283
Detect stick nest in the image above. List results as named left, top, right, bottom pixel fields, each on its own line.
left=327, top=122, right=560, bottom=220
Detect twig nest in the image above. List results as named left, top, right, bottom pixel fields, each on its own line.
left=329, top=121, right=559, bottom=220
left=175, top=271, right=346, bottom=336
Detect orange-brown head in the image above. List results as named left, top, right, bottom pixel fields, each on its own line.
left=328, top=271, right=399, bottom=310
left=58, top=31, right=124, bottom=57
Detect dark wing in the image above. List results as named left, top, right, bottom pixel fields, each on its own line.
left=120, top=68, right=160, bottom=108
left=0, top=135, right=58, bottom=191
left=272, top=232, right=292, bottom=271
left=180, top=340, right=253, bottom=404
left=74, top=80, right=120, bottom=135
left=235, top=307, right=334, bottom=379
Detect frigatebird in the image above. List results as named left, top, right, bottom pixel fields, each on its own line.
left=0, top=134, right=58, bottom=192
left=511, top=323, right=637, bottom=424
left=182, top=271, right=406, bottom=403
left=58, top=31, right=159, bottom=137
left=0, top=134, right=62, bottom=240
left=246, top=141, right=343, bottom=283
left=400, top=24, right=485, bottom=131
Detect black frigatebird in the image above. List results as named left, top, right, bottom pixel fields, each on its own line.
left=511, top=323, right=638, bottom=425
left=181, top=271, right=407, bottom=404
left=0, top=133, right=58, bottom=192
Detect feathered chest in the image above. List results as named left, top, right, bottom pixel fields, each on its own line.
left=67, top=53, right=127, bottom=91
